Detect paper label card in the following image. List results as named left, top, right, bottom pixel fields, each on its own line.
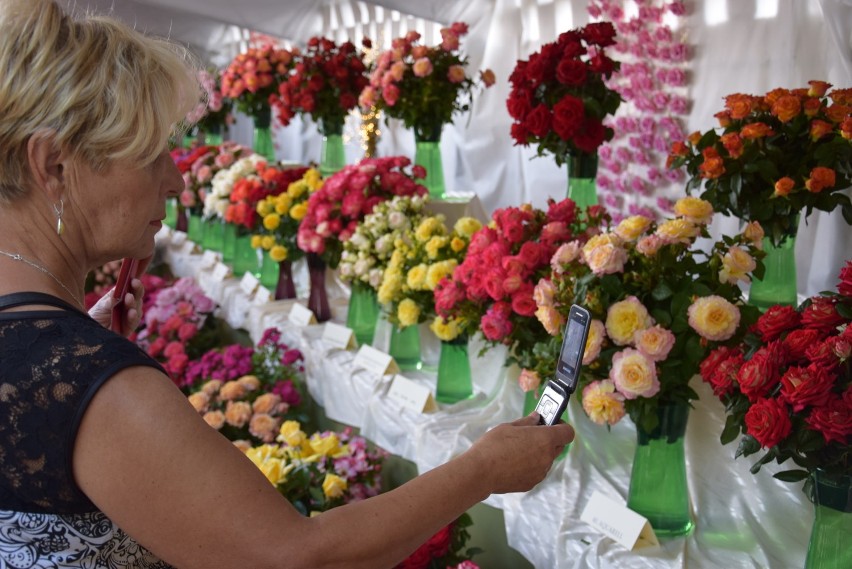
left=240, top=272, right=260, bottom=296
left=288, top=302, right=317, bottom=326
left=352, top=345, right=399, bottom=376
left=580, top=491, right=659, bottom=551
left=170, top=231, right=187, bottom=246
left=322, top=322, right=356, bottom=350
left=212, top=262, right=231, bottom=282
left=386, top=374, right=436, bottom=413
left=252, top=286, right=272, bottom=306
left=201, top=250, right=221, bottom=269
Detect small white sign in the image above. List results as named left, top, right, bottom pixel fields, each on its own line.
left=170, top=231, right=187, bottom=246
left=322, top=322, right=356, bottom=350
left=288, top=302, right=317, bottom=326
left=212, top=262, right=231, bottom=282
left=240, top=272, right=260, bottom=296
left=352, top=345, right=399, bottom=376
left=252, top=286, right=272, bottom=306
left=386, top=374, right=436, bottom=413
left=580, top=491, right=659, bottom=551
left=200, top=250, right=220, bottom=269
left=179, top=240, right=197, bottom=255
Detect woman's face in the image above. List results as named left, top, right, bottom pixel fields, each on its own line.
left=71, top=148, right=182, bottom=264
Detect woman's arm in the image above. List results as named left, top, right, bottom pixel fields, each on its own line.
left=73, top=366, right=573, bottom=569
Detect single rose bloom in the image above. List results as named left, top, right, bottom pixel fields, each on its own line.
left=755, top=304, right=801, bottom=342
left=688, top=295, right=741, bottom=341
left=518, top=369, right=541, bottom=393
left=582, top=320, right=607, bottom=365
left=720, top=132, right=744, bottom=158
left=238, top=375, right=261, bottom=391
left=771, top=94, right=802, bottom=122
left=412, top=57, right=433, bottom=77
left=737, top=342, right=785, bottom=401
left=252, top=393, right=283, bottom=415
left=225, top=401, right=252, bottom=428
left=219, top=380, right=246, bottom=401
left=806, top=398, right=852, bottom=444
left=535, top=305, right=565, bottom=336
left=806, top=166, right=835, bottom=193
left=634, top=325, right=676, bottom=362
left=187, top=391, right=210, bottom=413
left=742, top=221, right=765, bottom=248
left=583, top=233, right=627, bottom=275
left=203, top=410, right=226, bottom=430
left=744, top=397, right=792, bottom=448
left=655, top=218, right=700, bottom=244
left=606, top=297, right=653, bottom=346
left=780, top=364, right=835, bottom=413
left=614, top=215, right=653, bottom=241
left=249, top=413, right=281, bottom=443
left=719, top=246, right=756, bottom=285
left=740, top=122, right=775, bottom=139
left=610, top=348, right=660, bottom=400
left=673, top=196, right=714, bottom=224
left=582, top=380, right=626, bottom=425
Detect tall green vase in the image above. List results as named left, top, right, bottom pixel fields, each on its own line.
left=232, top=233, right=259, bottom=278
left=805, top=470, right=852, bottom=569
left=749, top=227, right=798, bottom=311
left=436, top=335, right=473, bottom=404
left=389, top=324, right=421, bottom=371
left=347, top=283, right=379, bottom=346
left=204, top=218, right=225, bottom=252
left=319, top=120, right=346, bottom=178
left=222, top=222, right=237, bottom=264
left=627, top=402, right=694, bottom=537
left=203, top=124, right=224, bottom=146
left=414, top=123, right=445, bottom=200
left=567, top=153, right=598, bottom=210
left=187, top=212, right=204, bottom=243
left=164, top=198, right=177, bottom=228
left=253, top=107, right=275, bottom=162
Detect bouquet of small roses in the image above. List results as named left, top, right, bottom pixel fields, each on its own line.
left=224, top=162, right=309, bottom=233
left=432, top=199, right=592, bottom=355
left=507, top=22, right=622, bottom=165
left=396, top=513, right=482, bottom=569
left=84, top=259, right=123, bottom=308
left=178, top=142, right=252, bottom=217
left=186, top=68, right=233, bottom=136
left=529, top=197, right=763, bottom=432
left=272, top=36, right=369, bottom=134
left=297, top=156, right=428, bottom=268
left=360, top=23, right=495, bottom=138
left=245, top=420, right=387, bottom=515
left=669, top=81, right=852, bottom=245
left=699, top=261, right=852, bottom=482
left=252, top=167, right=323, bottom=264
left=221, top=45, right=297, bottom=119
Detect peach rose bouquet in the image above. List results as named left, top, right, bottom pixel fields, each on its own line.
left=669, top=81, right=852, bottom=246
left=530, top=197, right=764, bottom=432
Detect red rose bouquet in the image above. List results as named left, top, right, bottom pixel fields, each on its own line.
left=221, top=45, right=296, bottom=119
left=360, top=23, right=495, bottom=138
left=396, top=513, right=481, bottom=569
left=507, top=22, right=622, bottom=165
left=669, top=81, right=852, bottom=245
left=271, top=36, right=369, bottom=134
left=296, top=156, right=428, bottom=268
left=699, top=260, right=852, bottom=482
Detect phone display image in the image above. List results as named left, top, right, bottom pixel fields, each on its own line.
left=554, top=305, right=591, bottom=392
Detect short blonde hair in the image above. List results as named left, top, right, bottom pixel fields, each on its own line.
left=0, top=0, right=202, bottom=202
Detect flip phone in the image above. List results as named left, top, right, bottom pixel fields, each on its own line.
left=110, top=257, right=139, bottom=333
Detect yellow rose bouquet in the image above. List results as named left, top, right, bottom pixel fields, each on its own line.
left=531, top=197, right=764, bottom=432
left=245, top=420, right=387, bottom=516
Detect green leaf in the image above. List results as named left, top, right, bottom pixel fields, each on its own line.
left=836, top=302, right=852, bottom=320
left=749, top=450, right=775, bottom=474
left=736, top=434, right=760, bottom=459
left=774, top=469, right=810, bottom=483
left=651, top=281, right=674, bottom=301
left=721, top=415, right=741, bottom=445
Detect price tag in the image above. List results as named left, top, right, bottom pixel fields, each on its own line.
left=288, top=302, right=317, bottom=326
left=179, top=240, right=197, bottom=255
left=170, top=231, right=187, bottom=246
left=386, top=374, right=436, bottom=413
left=212, top=262, right=231, bottom=282
left=200, top=250, right=220, bottom=269
left=240, top=272, right=260, bottom=296
left=580, top=491, right=659, bottom=551
left=321, top=322, right=356, bottom=350
left=352, top=345, right=399, bottom=376
left=252, top=286, right=272, bottom=306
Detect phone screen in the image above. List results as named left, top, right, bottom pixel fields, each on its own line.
left=555, top=307, right=590, bottom=391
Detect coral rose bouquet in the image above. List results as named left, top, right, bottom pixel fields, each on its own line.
left=221, top=45, right=296, bottom=120
left=297, top=156, right=428, bottom=268
left=245, top=420, right=386, bottom=515
left=186, top=68, right=233, bottom=137
left=360, top=23, right=495, bottom=138
left=530, top=197, right=764, bottom=431
left=699, top=261, right=852, bottom=482
left=507, top=22, right=622, bottom=165
left=669, top=81, right=852, bottom=245
left=272, top=36, right=369, bottom=133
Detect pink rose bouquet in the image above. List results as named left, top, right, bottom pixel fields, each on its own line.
left=699, top=260, right=852, bottom=483
left=529, top=197, right=763, bottom=432
left=186, top=68, right=233, bottom=136
left=177, top=142, right=252, bottom=217
left=221, top=45, right=296, bottom=119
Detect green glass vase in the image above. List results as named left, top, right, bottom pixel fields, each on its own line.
left=319, top=119, right=346, bottom=178
left=749, top=230, right=798, bottom=311
left=232, top=233, right=259, bottom=278
left=805, top=470, right=852, bottom=569
left=414, top=124, right=446, bottom=200
left=346, top=283, right=379, bottom=346
left=203, top=124, right=224, bottom=146
left=203, top=218, right=225, bottom=252
left=627, top=402, right=694, bottom=537
left=567, top=153, right=598, bottom=210
left=222, top=222, right=237, bottom=264
left=253, top=107, right=275, bottom=162
left=187, top=212, right=204, bottom=243
left=524, top=390, right=538, bottom=416
left=164, top=198, right=177, bottom=228
left=436, top=335, right=473, bottom=404
left=389, top=324, right=421, bottom=371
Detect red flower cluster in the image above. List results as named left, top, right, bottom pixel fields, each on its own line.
left=700, top=260, right=852, bottom=481
left=507, top=22, right=622, bottom=165
left=272, top=37, right=368, bottom=133
left=225, top=163, right=309, bottom=231
left=221, top=45, right=296, bottom=117
left=296, top=156, right=427, bottom=267
left=395, top=524, right=451, bottom=569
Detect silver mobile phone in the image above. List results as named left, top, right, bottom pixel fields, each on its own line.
left=535, top=304, right=592, bottom=426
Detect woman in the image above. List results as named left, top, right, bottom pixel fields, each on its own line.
left=0, top=1, right=574, bottom=568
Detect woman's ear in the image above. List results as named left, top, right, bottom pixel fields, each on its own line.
left=26, top=129, right=68, bottom=201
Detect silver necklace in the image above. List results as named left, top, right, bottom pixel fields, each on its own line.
left=0, top=249, right=84, bottom=310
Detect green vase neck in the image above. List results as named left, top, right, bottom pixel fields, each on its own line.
left=635, top=402, right=689, bottom=444
left=568, top=153, right=598, bottom=179
left=415, top=123, right=443, bottom=143
left=810, top=470, right=852, bottom=513
left=320, top=133, right=346, bottom=178
left=254, top=107, right=272, bottom=128
left=253, top=125, right=275, bottom=162
left=319, top=119, right=344, bottom=136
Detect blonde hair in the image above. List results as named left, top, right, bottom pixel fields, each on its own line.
left=0, top=0, right=202, bottom=202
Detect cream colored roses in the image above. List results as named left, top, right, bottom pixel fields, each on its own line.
left=688, top=295, right=741, bottom=341
left=605, top=296, right=653, bottom=346
left=610, top=348, right=660, bottom=399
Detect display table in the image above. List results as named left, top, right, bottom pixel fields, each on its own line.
left=159, top=227, right=814, bottom=569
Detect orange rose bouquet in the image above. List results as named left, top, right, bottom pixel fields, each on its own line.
left=529, top=197, right=763, bottom=431
left=669, top=81, right=852, bottom=246
left=221, top=45, right=296, bottom=119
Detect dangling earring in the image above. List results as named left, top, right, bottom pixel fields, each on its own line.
left=53, top=199, right=65, bottom=236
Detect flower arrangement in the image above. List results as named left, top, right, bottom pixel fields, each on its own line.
left=396, top=514, right=481, bottom=569
left=507, top=22, right=622, bottom=166
left=272, top=36, right=369, bottom=133
left=84, top=259, right=123, bottom=308
left=221, top=45, right=296, bottom=119
left=178, top=142, right=252, bottom=216
left=186, top=68, right=233, bottom=135
left=360, top=23, right=495, bottom=138
left=224, top=162, right=309, bottom=232
left=529, top=197, right=764, bottom=431
left=669, top=81, right=852, bottom=245
left=203, top=153, right=267, bottom=221
left=297, top=156, right=428, bottom=268
left=699, top=261, right=851, bottom=482
left=245, top=420, right=386, bottom=515
left=433, top=199, right=590, bottom=352
left=252, top=167, right=323, bottom=264
left=184, top=343, right=256, bottom=388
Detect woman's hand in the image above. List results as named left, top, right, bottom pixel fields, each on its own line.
left=88, top=277, right=145, bottom=336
